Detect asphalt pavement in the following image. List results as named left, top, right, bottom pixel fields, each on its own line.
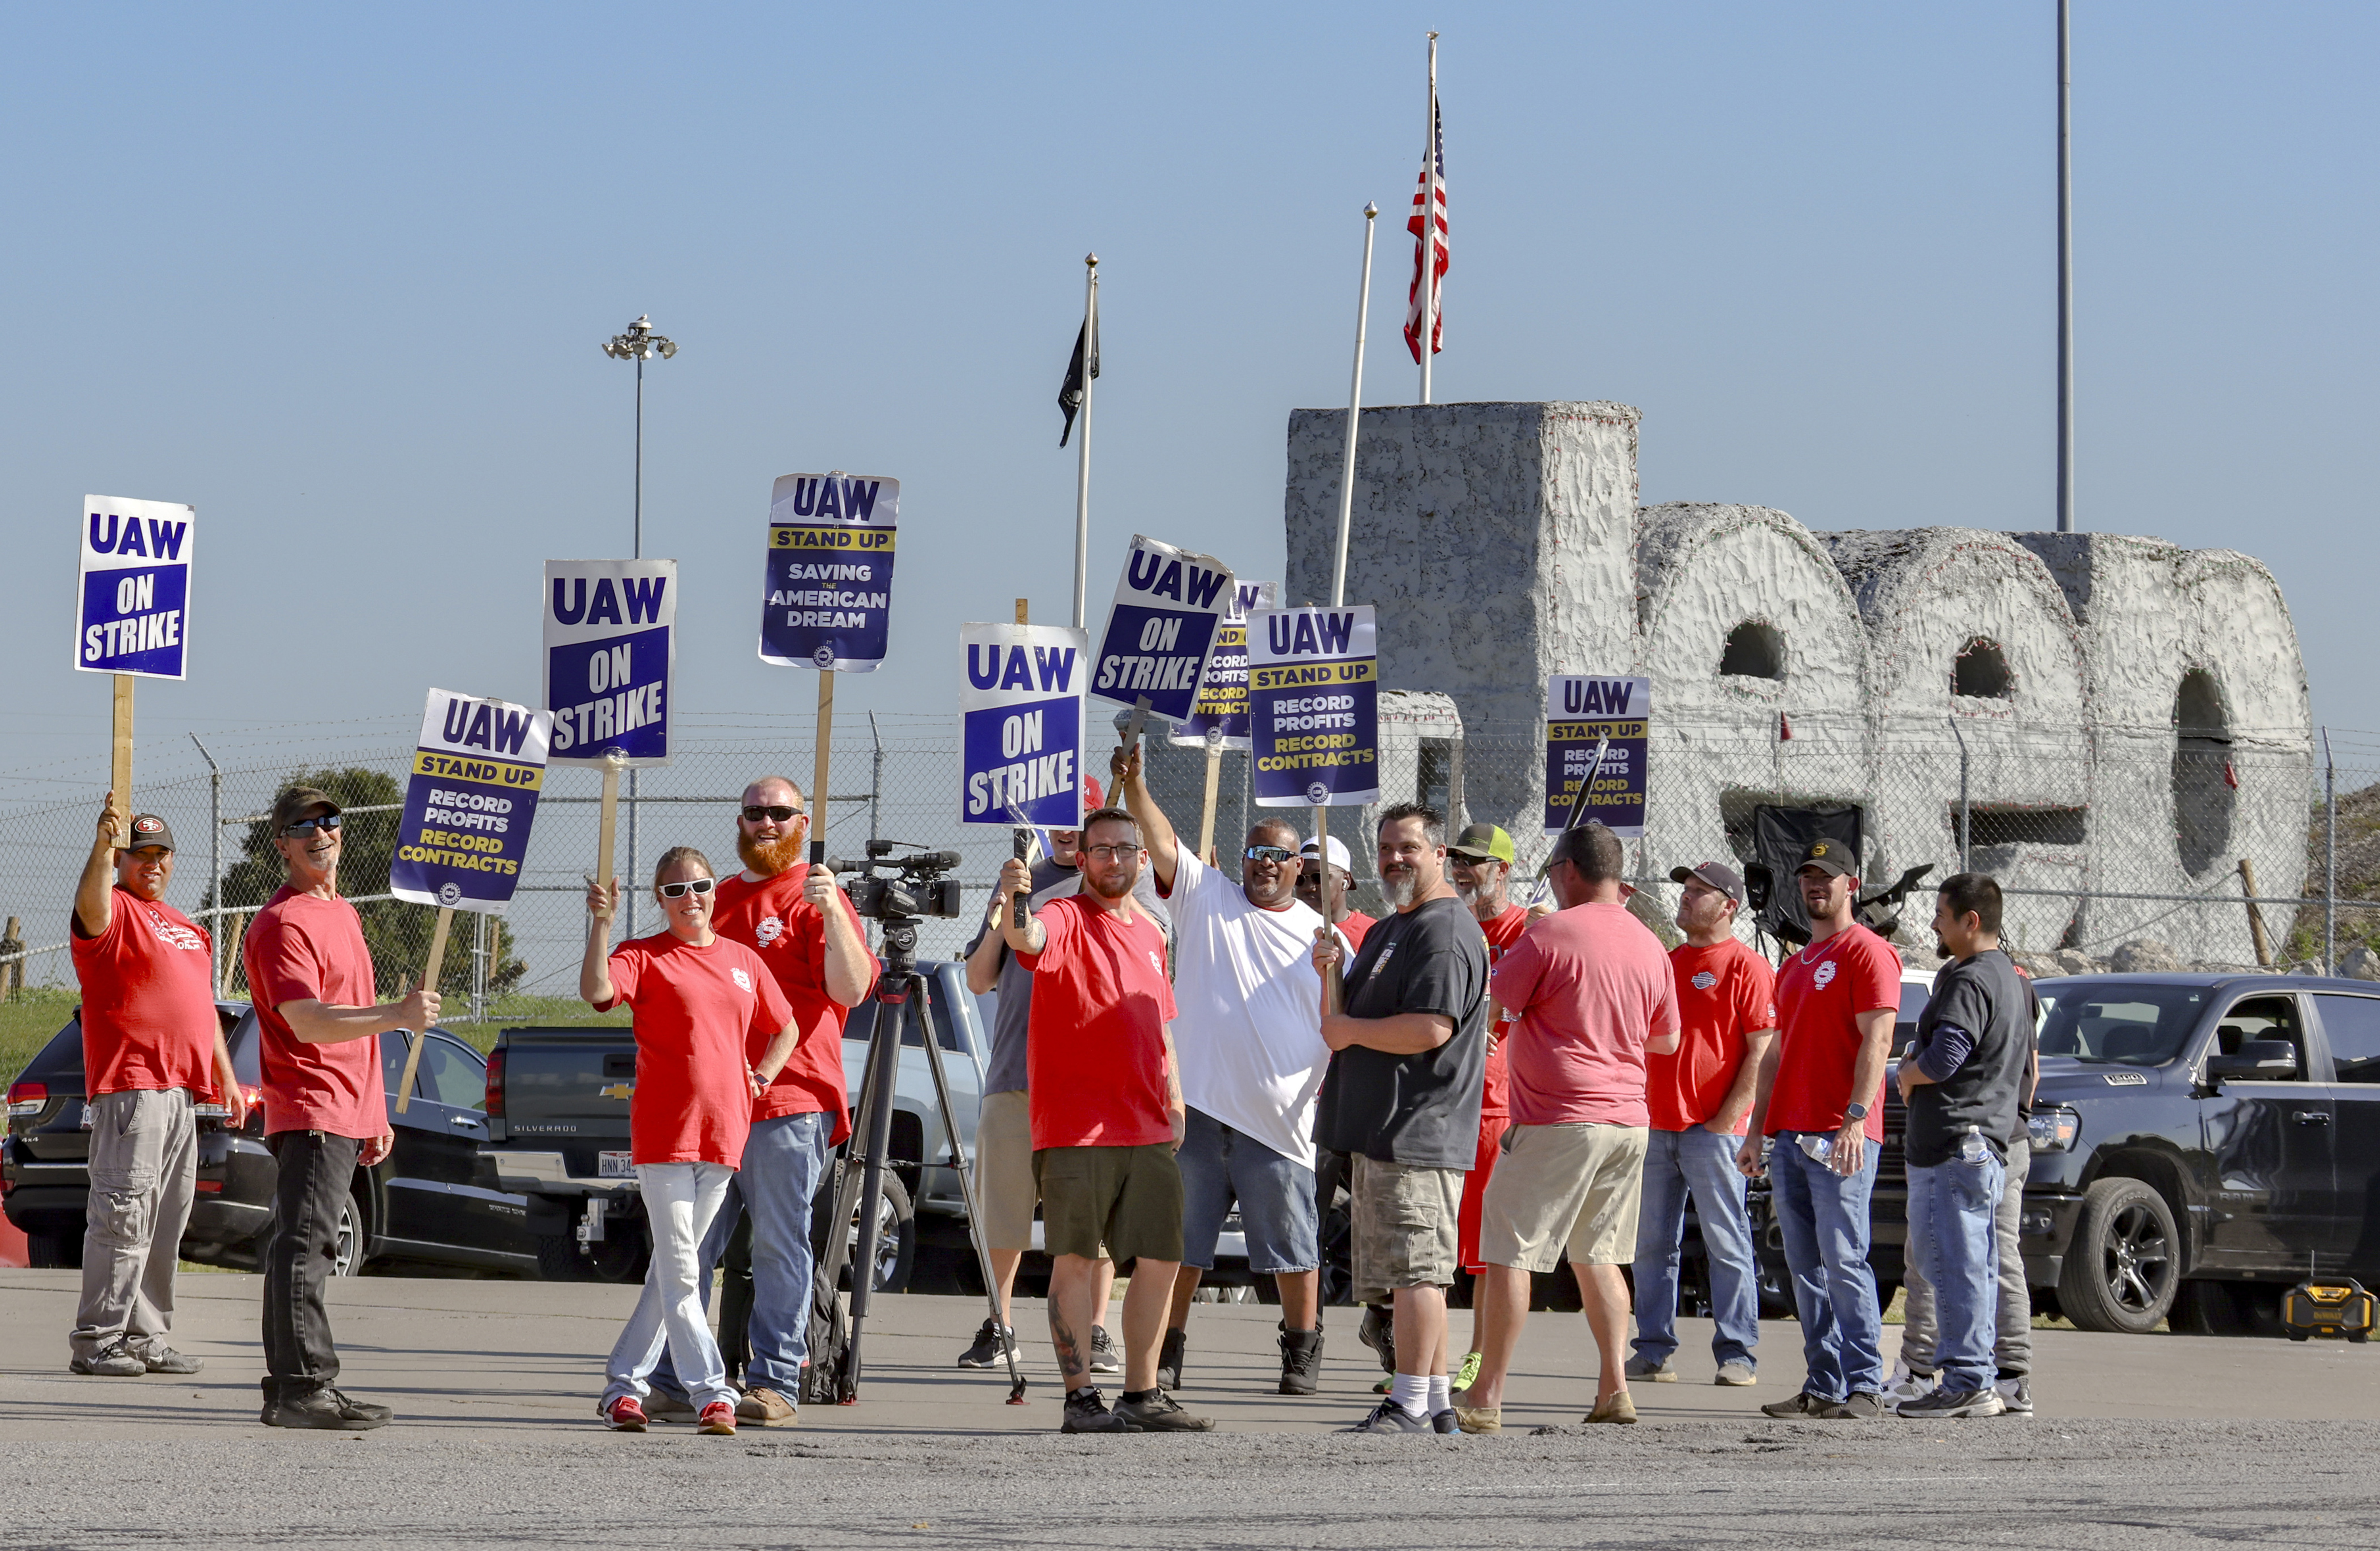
left=1, top=1271, right=2374, bottom=1547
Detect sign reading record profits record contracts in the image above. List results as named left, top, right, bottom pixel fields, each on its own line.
left=1249, top=606, right=1378, bottom=808
left=390, top=689, right=553, bottom=914
left=1091, top=535, right=1234, bottom=724
left=758, top=472, right=896, bottom=671
left=961, top=623, right=1088, bottom=829
left=1544, top=675, right=1649, bottom=837
left=77, top=495, right=195, bottom=680
left=1170, top=579, right=1276, bottom=749
left=545, top=560, right=675, bottom=766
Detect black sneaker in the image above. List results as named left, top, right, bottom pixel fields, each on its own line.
left=1060, top=1386, right=1130, bottom=1434
left=1347, top=1399, right=1435, bottom=1434
left=1156, top=1328, right=1186, bottom=1391
left=1113, top=1390, right=1215, bottom=1432
left=69, top=1340, right=146, bottom=1378
left=1357, top=1303, right=1397, bottom=1375
left=1430, top=1408, right=1463, bottom=1435
left=1277, top=1324, right=1322, bottom=1396
left=1820, top=1392, right=1888, bottom=1420
left=262, top=1390, right=385, bottom=1431
left=1896, top=1386, right=2005, bottom=1419
left=957, top=1319, right=1017, bottom=1369
left=1760, top=1391, right=1831, bottom=1418
left=329, top=1390, right=395, bottom=1424
left=140, top=1346, right=204, bottom=1376
left=1088, top=1324, right=1121, bottom=1374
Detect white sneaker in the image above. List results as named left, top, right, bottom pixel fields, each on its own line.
left=1994, top=1375, right=2033, bottom=1415
left=1883, top=1361, right=1936, bottom=1405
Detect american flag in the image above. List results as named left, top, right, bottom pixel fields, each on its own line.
left=1405, top=99, right=1447, bottom=364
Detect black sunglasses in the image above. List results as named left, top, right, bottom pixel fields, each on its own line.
left=658, top=877, right=716, bottom=899
left=741, top=805, right=805, bottom=823
left=1244, top=845, right=1297, bottom=864
left=281, top=814, right=342, bottom=838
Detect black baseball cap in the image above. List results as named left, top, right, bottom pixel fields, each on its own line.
left=1796, top=839, right=1857, bottom=878
left=1668, top=860, right=1744, bottom=904
left=270, top=786, right=343, bottom=833
left=123, top=814, right=176, bottom=853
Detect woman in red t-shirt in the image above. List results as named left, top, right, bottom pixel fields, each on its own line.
left=579, top=847, right=798, bottom=1435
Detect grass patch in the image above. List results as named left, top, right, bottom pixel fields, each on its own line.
left=0, top=990, right=80, bottom=1086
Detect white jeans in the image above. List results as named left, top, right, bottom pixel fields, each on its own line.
left=602, top=1161, right=737, bottom=1411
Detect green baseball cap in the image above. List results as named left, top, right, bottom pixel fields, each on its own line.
left=1448, top=823, right=1514, bottom=864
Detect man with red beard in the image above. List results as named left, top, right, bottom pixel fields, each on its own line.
left=647, top=775, right=875, bottom=1427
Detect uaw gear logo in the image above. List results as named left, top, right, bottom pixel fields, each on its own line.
left=1305, top=781, right=1330, bottom=805
left=811, top=645, right=835, bottom=668
left=1813, top=960, right=1839, bottom=990
left=1691, top=970, right=1718, bottom=991
left=731, top=967, right=754, bottom=993
left=754, top=916, right=785, bottom=948
left=437, top=882, right=463, bottom=907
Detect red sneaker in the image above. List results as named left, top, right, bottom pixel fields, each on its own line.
left=697, top=1401, right=737, bottom=1436
left=603, top=1396, right=648, bottom=1432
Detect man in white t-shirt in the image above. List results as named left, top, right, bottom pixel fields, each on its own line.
left=1114, top=741, right=1340, bottom=1397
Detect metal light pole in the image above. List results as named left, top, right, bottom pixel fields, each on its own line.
left=602, top=315, right=676, bottom=933
left=2056, top=0, right=2075, bottom=532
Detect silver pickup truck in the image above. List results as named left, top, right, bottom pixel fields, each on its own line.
left=478, top=958, right=990, bottom=1288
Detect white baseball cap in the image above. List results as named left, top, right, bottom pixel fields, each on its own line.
left=1299, top=836, right=1353, bottom=871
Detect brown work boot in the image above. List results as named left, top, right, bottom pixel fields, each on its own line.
left=736, top=1386, right=798, bottom=1427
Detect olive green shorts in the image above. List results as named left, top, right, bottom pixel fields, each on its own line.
left=1033, top=1144, right=1184, bottom=1265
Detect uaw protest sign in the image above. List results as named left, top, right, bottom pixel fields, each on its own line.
left=1169, top=579, right=1275, bottom=750
left=390, top=689, right=553, bottom=914
left=545, top=560, right=675, bottom=766
left=961, top=622, right=1088, bottom=828
left=1543, top=675, right=1650, bottom=837
left=1090, top=535, right=1235, bottom=724
left=1248, top=606, right=1378, bottom=808
left=75, top=495, right=195, bottom=680
left=758, top=472, right=897, bottom=671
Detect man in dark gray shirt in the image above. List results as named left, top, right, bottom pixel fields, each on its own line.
left=1312, top=802, right=1489, bottom=1434
left=1893, top=871, right=2031, bottom=1419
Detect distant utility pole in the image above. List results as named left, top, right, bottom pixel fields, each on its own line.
left=2056, top=0, right=2075, bottom=533
left=601, top=314, right=676, bottom=933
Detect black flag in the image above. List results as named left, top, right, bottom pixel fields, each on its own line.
left=1058, top=311, right=1099, bottom=447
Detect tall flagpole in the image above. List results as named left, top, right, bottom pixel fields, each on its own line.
left=1073, top=253, right=1099, bottom=628
left=1418, top=31, right=1439, bottom=406
left=2055, top=0, right=2075, bottom=533
left=1332, top=205, right=1379, bottom=608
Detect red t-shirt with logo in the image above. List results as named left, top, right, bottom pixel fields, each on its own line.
left=1477, top=905, right=1530, bottom=1118
left=71, top=888, right=221, bottom=1099
left=1766, top=924, right=1902, bottom=1142
left=712, top=866, right=878, bottom=1144
left=599, top=931, right=795, bottom=1168
left=1017, top=893, right=1178, bottom=1150
left=1651, top=938, right=1777, bottom=1134
left=244, top=888, right=385, bottom=1139
left=1338, top=911, right=1376, bottom=951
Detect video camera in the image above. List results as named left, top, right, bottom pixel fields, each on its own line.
left=1743, top=860, right=1937, bottom=947
left=829, top=840, right=966, bottom=923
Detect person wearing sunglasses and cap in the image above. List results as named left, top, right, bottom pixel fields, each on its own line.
left=582, top=847, right=802, bottom=1435
left=1443, top=823, right=1527, bottom=1393
left=1294, top=835, right=1375, bottom=950
left=243, top=785, right=438, bottom=1430
left=66, top=791, right=244, bottom=1382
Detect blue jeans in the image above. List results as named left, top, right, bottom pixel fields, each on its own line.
left=1177, top=1107, right=1319, bottom=1274
left=1904, top=1152, right=2005, bottom=1394
left=652, top=1110, right=833, bottom=1401
left=1631, top=1126, right=1760, bottom=1371
left=1768, top=1132, right=1884, bottom=1403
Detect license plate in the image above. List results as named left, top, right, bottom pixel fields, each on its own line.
left=598, top=1151, right=635, bottom=1179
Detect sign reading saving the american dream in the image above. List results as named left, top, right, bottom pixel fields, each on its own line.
left=544, top=560, right=676, bottom=767
left=1543, top=675, right=1650, bottom=837
left=1169, top=579, right=1276, bottom=749
left=1248, top=606, right=1378, bottom=808
left=389, top=688, right=553, bottom=915
left=1091, top=535, right=1235, bottom=724
left=961, top=622, right=1088, bottom=828
left=758, top=472, right=896, bottom=672
left=76, top=495, right=195, bottom=680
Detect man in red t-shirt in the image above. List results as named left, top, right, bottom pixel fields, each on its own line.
left=1628, top=862, right=1775, bottom=1389
left=244, top=786, right=438, bottom=1431
left=1297, top=836, right=1375, bottom=948
left=644, top=776, right=876, bottom=1428
left=996, top=806, right=1212, bottom=1435
left=1740, top=838, right=1901, bottom=1420
left=1446, top=822, right=1525, bottom=1390
left=66, top=795, right=244, bottom=1378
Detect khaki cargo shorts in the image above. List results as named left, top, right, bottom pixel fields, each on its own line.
left=1478, top=1122, right=1650, bottom=1271
left=1349, top=1154, right=1463, bottom=1305
left=971, top=1090, right=1037, bottom=1252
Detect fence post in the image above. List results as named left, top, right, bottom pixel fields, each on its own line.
left=2324, top=726, right=2337, bottom=974
left=2238, top=857, right=2274, bottom=968
left=868, top=711, right=885, bottom=850
left=1950, top=715, right=1971, bottom=873
left=192, top=733, right=222, bottom=994
left=2, top=917, right=19, bottom=997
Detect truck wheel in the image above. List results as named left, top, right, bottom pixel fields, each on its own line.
left=331, top=1193, right=365, bottom=1276
left=2170, top=1279, right=2251, bottom=1336
left=536, top=1235, right=588, bottom=1282
left=2056, top=1177, right=2178, bottom=1333
left=27, top=1229, right=83, bottom=1269
left=821, top=1174, right=915, bottom=1294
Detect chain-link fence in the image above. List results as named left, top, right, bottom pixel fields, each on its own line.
left=5, top=712, right=2379, bottom=1024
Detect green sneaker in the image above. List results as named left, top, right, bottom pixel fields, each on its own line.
left=1455, top=1350, right=1482, bottom=1391
left=1372, top=1376, right=1393, bottom=1394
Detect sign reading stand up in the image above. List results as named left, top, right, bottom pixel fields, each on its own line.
left=1169, top=579, right=1275, bottom=749
left=1248, top=605, right=1378, bottom=808
left=1543, top=675, right=1650, bottom=837
left=758, top=472, right=897, bottom=671
left=545, top=560, right=676, bottom=766
left=390, top=688, right=553, bottom=914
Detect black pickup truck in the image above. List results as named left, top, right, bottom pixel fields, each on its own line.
left=478, top=959, right=989, bottom=1288
left=1756, top=972, right=2380, bottom=1336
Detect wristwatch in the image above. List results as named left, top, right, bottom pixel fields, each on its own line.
left=1843, top=1101, right=1870, bottom=1122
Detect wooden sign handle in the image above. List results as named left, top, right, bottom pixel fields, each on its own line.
left=111, top=675, right=134, bottom=847
left=392, top=906, right=453, bottom=1115
left=811, top=669, right=835, bottom=867
left=595, top=756, right=622, bottom=900
left=1196, top=743, right=1222, bottom=865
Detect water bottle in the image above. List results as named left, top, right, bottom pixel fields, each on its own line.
left=1959, top=1125, right=1988, bottom=1164
left=1798, top=1132, right=1833, bottom=1163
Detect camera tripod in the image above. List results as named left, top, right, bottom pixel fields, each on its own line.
left=816, top=914, right=1026, bottom=1404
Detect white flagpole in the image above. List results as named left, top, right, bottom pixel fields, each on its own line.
left=1073, top=253, right=1099, bottom=628
left=1419, top=31, right=1439, bottom=406
left=1332, top=205, right=1378, bottom=610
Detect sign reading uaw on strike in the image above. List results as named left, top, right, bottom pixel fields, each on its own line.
left=1169, top=579, right=1276, bottom=749
left=75, top=495, right=195, bottom=679
left=1544, top=675, right=1650, bottom=837
left=390, top=689, right=553, bottom=914
left=758, top=472, right=896, bottom=671
left=960, top=623, right=1088, bottom=828
left=544, top=561, right=676, bottom=765
left=1249, top=606, right=1378, bottom=807
left=1092, top=536, right=1234, bottom=723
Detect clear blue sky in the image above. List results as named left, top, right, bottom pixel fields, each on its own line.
left=5, top=1, right=2374, bottom=802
